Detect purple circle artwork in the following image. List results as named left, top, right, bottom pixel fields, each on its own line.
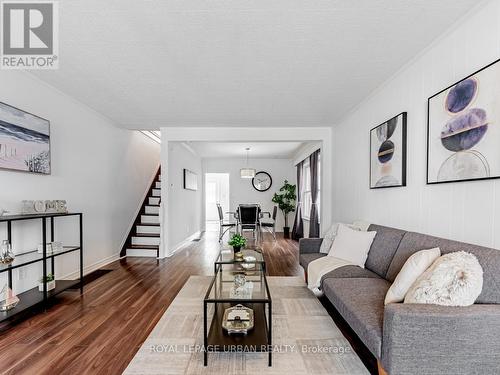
left=440, top=108, right=488, bottom=152
left=437, top=75, right=490, bottom=182
left=445, top=78, right=477, bottom=113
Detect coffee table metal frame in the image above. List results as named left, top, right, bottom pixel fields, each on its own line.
left=204, top=248, right=272, bottom=367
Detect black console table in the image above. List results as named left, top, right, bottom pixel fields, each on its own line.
left=0, top=212, right=83, bottom=322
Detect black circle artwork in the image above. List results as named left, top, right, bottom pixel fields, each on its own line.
left=371, top=113, right=406, bottom=188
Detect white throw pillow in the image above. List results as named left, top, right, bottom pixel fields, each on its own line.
left=319, top=222, right=365, bottom=254
left=404, top=251, right=483, bottom=307
left=328, top=224, right=376, bottom=268
left=384, top=247, right=441, bottom=305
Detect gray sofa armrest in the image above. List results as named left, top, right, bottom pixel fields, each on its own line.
left=299, top=238, right=323, bottom=254
left=382, top=303, right=500, bottom=375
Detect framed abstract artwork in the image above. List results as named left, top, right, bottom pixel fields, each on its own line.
left=370, top=112, right=407, bottom=189
left=183, top=168, right=198, bottom=191
left=0, top=102, right=51, bottom=174
left=427, top=59, right=500, bottom=184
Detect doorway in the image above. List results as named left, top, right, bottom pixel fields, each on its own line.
left=205, top=173, right=230, bottom=232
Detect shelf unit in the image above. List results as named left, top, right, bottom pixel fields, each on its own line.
left=0, top=212, right=83, bottom=322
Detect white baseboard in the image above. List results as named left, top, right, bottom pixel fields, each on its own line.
left=60, top=252, right=121, bottom=280
left=166, top=230, right=202, bottom=258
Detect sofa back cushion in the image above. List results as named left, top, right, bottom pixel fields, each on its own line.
left=386, top=231, right=500, bottom=304
left=366, top=224, right=406, bottom=278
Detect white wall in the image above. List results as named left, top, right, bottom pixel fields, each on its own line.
left=0, top=71, right=160, bottom=293
left=164, top=142, right=203, bottom=255
left=161, top=127, right=333, bottom=241
left=202, top=158, right=296, bottom=230
left=332, top=0, right=500, bottom=249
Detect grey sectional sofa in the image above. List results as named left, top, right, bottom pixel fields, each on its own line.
left=299, top=224, right=500, bottom=375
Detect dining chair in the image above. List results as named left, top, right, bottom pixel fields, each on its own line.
left=237, top=204, right=261, bottom=240
left=260, top=206, right=277, bottom=241
left=216, top=204, right=236, bottom=242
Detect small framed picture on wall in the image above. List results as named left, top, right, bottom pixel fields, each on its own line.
left=183, top=169, right=198, bottom=191
left=370, top=112, right=407, bottom=189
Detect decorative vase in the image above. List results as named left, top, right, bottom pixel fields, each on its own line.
left=234, top=274, right=246, bottom=288
left=0, top=240, right=15, bottom=265
left=233, top=246, right=241, bottom=253
left=283, top=227, right=290, bottom=238
left=39, top=280, right=55, bottom=292
left=38, top=280, right=56, bottom=292
left=0, top=285, right=19, bottom=311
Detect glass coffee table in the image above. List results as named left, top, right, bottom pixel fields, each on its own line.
left=204, top=246, right=272, bottom=366
left=214, top=246, right=266, bottom=274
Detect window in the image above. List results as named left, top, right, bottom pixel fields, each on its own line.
left=301, top=154, right=320, bottom=221
left=302, top=159, right=311, bottom=220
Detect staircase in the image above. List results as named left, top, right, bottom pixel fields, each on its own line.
left=120, top=167, right=162, bottom=258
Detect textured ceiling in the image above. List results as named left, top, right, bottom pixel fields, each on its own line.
left=31, top=0, right=480, bottom=129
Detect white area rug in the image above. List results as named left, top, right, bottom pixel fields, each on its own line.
left=124, top=276, right=369, bottom=375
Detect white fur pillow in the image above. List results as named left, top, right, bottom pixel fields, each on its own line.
left=384, top=247, right=441, bottom=305
left=404, top=251, right=483, bottom=306
left=351, top=220, right=371, bottom=231
left=328, top=224, right=376, bottom=268
left=319, top=223, right=340, bottom=254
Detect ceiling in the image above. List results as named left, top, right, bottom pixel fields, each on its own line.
left=32, top=0, right=479, bottom=129
left=187, top=141, right=305, bottom=159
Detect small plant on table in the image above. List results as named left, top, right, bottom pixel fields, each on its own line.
left=228, top=234, right=246, bottom=253
left=39, top=273, right=56, bottom=292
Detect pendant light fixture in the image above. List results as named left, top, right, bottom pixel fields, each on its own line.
left=240, top=147, right=256, bottom=178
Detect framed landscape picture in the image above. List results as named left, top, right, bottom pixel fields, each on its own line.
left=370, top=112, right=407, bottom=189
left=427, top=59, right=500, bottom=184
left=0, top=102, right=51, bottom=174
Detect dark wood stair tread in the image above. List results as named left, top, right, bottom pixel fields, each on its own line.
left=137, top=223, right=160, bottom=226
left=134, top=233, right=160, bottom=237
left=129, top=244, right=159, bottom=250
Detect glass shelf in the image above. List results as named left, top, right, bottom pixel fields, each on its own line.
left=206, top=267, right=269, bottom=302
left=0, top=246, right=80, bottom=273
left=0, top=279, right=80, bottom=322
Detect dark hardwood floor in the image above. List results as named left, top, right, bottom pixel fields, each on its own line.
left=0, top=231, right=303, bottom=374
left=0, top=231, right=375, bottom=375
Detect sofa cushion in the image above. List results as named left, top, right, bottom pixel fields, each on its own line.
left=365, top=224, right=406, bottom=278
left=322, top=277, right=390, bottom=358
left=299, top=253, right=326, bottom=269
left=386, top=231, right=500, bottom=304
left=321, top=265, right=380, bottom=284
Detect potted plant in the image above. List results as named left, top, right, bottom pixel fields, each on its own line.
left=272, top=180, right=297, bottom=238
left=228, top=233, right=246, bottom=253
left=39, top=273, right=55, bottom=292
